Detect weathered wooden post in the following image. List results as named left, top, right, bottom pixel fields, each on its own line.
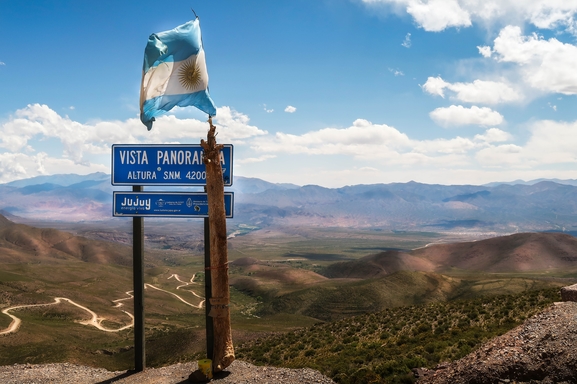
left=201, top=117, right=235, bottom=371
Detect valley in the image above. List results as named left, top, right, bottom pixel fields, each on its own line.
left=1, top=212, right=576, bottom=377
left=2, top=173, right=577, bottom=380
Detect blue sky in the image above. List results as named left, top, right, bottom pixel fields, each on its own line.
left=1, top=0, right=576, bottom=187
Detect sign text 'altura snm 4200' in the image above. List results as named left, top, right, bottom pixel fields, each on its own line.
left=111, top=144, right=233, bottom=186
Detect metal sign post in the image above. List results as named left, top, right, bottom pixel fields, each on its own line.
left=204, top=217, right=214, bottom=361
left=132, top=185, right=145, bottom=371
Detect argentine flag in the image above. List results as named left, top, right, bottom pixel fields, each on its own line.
left=139, top=18, right=216, bottom=130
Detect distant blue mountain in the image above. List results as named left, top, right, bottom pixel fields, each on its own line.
left=229, top=177, right=300, bottom=194
left=19, top=183, right=61, bottom=195
left=484, top=178, right=577, bottom=187
left=6, top=172, right=110, bottom=188
left=1, top=174, right=577, bottom=233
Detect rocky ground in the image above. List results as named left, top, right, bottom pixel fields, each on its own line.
left=0, top=360, right=336, bottom=383
left=417, top=301, right=577, bottom=383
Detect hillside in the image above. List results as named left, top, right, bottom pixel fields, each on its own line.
left=322, top=250, right=435, bottom=278
left=323, top=232, right=577, bottom=277
left=415, top=232, right=577, bottom=273
left=419, top=301, right=577, bottom=383
left=237, top=288, right=564, bottom=383
left=249, top=271, right=461, bottom=321
left=0, top=214, right=133, bottom=266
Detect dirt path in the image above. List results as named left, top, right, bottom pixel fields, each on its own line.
left=168, top=273, right=204, bottom=299
left=144, top=283, right=204, bottom=309
left=112, top=291, right=134, bottom=308
left=0, top=297, right=133, bottom=335
left=0, top=273, right=204, bottom=336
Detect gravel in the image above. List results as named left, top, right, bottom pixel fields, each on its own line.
left=0, top=360, right=336, bottom=384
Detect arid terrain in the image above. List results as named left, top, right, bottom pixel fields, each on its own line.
left=1, top=209, right=577, bottom=382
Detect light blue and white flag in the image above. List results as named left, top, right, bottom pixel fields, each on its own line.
left=140, top=18, right=216, bottom=130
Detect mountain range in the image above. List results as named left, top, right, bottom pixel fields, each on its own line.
left=2, top=173, right=577, bottom=233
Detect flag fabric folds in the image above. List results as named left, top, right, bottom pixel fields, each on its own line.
left=139, top=18, right=216, bottom=130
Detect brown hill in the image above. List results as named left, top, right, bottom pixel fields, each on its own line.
left=322, top=250, right=435, bottom=278
left=414, top=232, right=577, bottom=273
left=0, top=214, right=132, bottom=266
left=324, top=232, right=577, bottom=278
left=230, top=257, right=329, bottom=297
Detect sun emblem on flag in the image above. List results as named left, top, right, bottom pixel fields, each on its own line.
left=178, top=58, right=202, bottom=90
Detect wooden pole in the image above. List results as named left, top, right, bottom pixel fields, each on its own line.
left=132, top=185, right=145, bottom=372
left=201, top=117, right=234, bottom=371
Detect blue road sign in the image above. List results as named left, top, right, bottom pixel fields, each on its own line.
left=111, top=144, right=233, bottom=186
left=113, top=192, right=234, bottom=218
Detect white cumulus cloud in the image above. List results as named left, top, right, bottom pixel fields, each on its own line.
left=475, top=120, right=577, bottom=168
left=429, top=105, right=504, bottom=127
left=421, top=76, right=450, bottom=97
left=250, top=119, right=504, bottom=167
left=237, top=155, right=277, bottom=164
left=3, top=103, right=577, bottom=186
left=285, top=106, right=297, bottom=113
left=361, top=0, right=577, bottom=33
left=251, top=119, right=412, bottom=159
left=474, top=128, right=512, bottom=143
left=492, top=25, right=577, bottom=95
left=477, top=45, right=492, bottom=58
left=524, top=119, right=577, bottom=164
left=423, top=77, right=522, bottom=104
left=0, top=104, right=267, bottom=182
left=406, top=0, right=471, bottom=31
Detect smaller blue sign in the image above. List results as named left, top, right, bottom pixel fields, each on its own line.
left=113, top=192, right=233, bottom=218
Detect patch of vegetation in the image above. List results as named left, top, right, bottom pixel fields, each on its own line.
left=254, top=272, right=459, bottom=321
left=145, top=327, right=205, bottom=367
left=237, top=287, right=560, bottom=384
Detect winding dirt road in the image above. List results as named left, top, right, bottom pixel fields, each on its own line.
left=0, top=297, right=134, bottom=335
left=0, top=273, right=204, bottom=336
